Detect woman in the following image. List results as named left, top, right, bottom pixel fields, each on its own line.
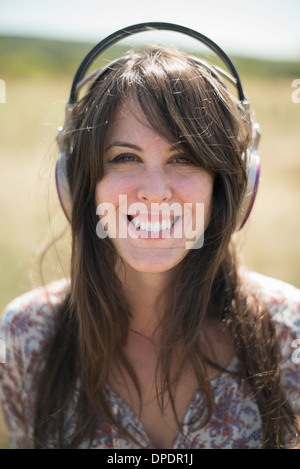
left=0, top=43, right=299, bottom=449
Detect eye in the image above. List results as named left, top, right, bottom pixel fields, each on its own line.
left=171, top=154, right=194, bottom=166
left=110, top=153, right=141, bottom=164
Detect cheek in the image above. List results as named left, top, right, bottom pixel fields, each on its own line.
left=176, top=174, right=214, bottom=228
left=175, top=173, right=213, bottom=204
left=95, top=176, right=132, bottom=207
left=95, top=181, right=110, bottom=206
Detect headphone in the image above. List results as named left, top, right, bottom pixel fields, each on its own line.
left=56, top=22, right=260, bottom=230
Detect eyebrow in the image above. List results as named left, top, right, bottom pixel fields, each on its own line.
left=105, top=141, right=143, bottom=152
left=105, top=141, right=183, bottom=152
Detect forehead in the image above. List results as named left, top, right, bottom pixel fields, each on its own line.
left=112, top=95, right=145, bottom=124
left=105, top=94, right=168, bottom=145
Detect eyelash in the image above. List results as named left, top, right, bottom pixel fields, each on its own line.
left=173, top=155, right=193, bottom=165
left=110, top=154, right=139, bottom=163
left=110, top=153, right=193, bottom=165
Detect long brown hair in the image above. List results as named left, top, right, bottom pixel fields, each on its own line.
left=33, top=46, right=299, bottom=448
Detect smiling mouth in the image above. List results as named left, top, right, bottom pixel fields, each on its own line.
left=127, top=215, right=180, bottom=233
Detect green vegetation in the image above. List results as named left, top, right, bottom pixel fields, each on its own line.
left=0, top=36, right=129, bottom=79
left=0, top=35, right=299, bottom=80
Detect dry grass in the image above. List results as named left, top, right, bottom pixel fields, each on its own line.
left=0, top=74, right=299, bottom=448
left=239, top=77, right=300, bottom=283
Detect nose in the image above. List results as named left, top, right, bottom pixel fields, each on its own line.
left=137, top=166, right=172, bottom=203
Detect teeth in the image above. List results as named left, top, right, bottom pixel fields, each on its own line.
left=153, top=221, right=160, bottom=232
left=129, top=217, right=176, bottom=232
left=131, top=218, right=140, bottom=229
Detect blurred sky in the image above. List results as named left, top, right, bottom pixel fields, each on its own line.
left=0, top=0, right=300, bottom=60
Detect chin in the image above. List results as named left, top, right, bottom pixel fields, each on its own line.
left=120, top=249, right=187, bottom=275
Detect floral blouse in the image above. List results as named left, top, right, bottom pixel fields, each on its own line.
left=0, top=272, right=299, bottom=449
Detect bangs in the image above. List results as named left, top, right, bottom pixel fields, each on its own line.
left=113, top=46, right=250, bottom=175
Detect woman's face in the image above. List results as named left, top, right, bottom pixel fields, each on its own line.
left=95, top=95, right=214, bottom=274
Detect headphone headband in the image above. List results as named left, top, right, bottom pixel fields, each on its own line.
left=68, top=22, right=246, bottom=105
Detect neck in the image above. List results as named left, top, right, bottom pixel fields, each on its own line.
left=117, top=263, right=174, bottom=337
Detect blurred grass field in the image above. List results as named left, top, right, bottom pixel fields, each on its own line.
left=0, top=36, right=299, bottom=448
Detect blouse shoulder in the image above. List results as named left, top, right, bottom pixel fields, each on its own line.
left=246, top=272, right=300, bottom=413
left=246, top=271, right=300, bottom=326
left=0, top=278, right=70, bottom=354
left=0, top=278, right=70, bottom=448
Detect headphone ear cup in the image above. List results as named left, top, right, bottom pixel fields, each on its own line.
left=236, top=149, right=260, bottom=231
left=55, top=151, right=72, bottom=222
